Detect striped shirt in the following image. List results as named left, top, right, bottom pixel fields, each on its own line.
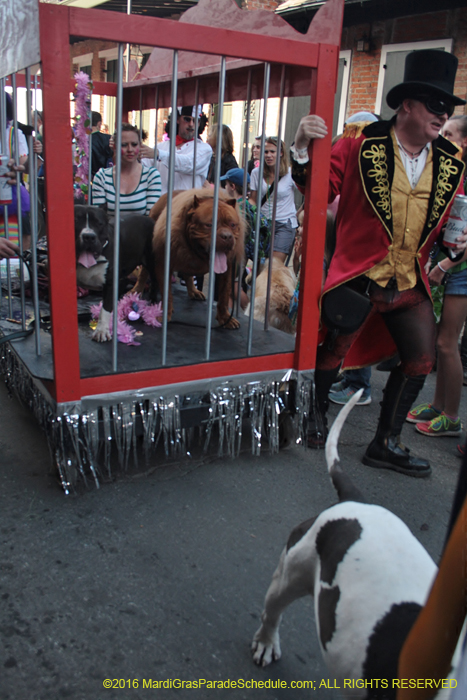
left=91, top=164, right=162, bottom=215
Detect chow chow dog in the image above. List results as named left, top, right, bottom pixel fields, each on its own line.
left=144, top=189, right=244, bottom=329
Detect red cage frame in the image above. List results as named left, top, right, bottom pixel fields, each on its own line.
left=36, top=0, right=343, bottom=405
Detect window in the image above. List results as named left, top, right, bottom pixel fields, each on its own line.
left=334, top=50, right=351, bottom=136
left=106, top=59, right=118, bottom=83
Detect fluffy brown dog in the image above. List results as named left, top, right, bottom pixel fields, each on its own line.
left=245, top=258, right=296, bottom=334
left=144, top=188, right=244, bottom=329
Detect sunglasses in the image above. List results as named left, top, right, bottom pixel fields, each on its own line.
left=415, top=94, right=455, bottom=118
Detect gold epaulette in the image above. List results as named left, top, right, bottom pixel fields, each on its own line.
left=453, top=141, right=463, bottom=160
left=342, top=121, right=371, bottom=139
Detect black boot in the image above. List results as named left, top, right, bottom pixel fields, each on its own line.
left=307, top=367, right=341, bottom=448
left=362, top=367, right=431, bottom=477
left=460, top=335, right=467, bottom=386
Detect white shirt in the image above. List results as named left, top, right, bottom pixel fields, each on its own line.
left=155, top=138, right=212, bottom=194
left=250, top=167, right=298, bottom=227
left=394, top=133, right=431, bottom=189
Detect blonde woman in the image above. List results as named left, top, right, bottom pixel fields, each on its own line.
left=249, top=137, right=298, bottom=262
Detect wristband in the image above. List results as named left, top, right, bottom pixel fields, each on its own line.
left=437, top=261, right=449, bottom=273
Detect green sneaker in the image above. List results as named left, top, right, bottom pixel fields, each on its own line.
left=406, top=403, right=441, bottom=424
left=416, top=413, right=462, bottom=437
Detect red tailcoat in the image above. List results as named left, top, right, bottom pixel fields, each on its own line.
left=294, top=119, right=466, bottom=367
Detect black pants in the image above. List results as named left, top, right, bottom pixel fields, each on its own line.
left=317, top=278, right=436, bottom=377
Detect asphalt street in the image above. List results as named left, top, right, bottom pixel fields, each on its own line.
left=0, top=366, right=465, bottom=700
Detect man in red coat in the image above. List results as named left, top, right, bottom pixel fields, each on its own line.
left=291, top=49, right=467, bottom=477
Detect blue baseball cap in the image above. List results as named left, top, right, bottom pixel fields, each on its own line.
left=219, top=168, right=250, bottom=187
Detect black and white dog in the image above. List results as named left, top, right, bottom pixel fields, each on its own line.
left=75, top=205, right=157, bottom=342
left=252, top=393, right=459, bottom=698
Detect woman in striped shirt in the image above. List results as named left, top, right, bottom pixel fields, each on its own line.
left=91, top=123, right=161, bottom=216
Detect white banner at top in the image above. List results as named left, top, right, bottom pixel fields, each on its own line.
left=0, top=0, right=40, bottom=79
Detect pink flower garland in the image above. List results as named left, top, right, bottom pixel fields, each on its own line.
left=73, top=71, right=93, bottom=199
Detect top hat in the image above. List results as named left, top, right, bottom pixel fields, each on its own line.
left=386, top=50, right=466, bottom=109
left=177, top=105, right=203, bottom=118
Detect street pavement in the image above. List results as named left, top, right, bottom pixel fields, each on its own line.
left=1, top=366, right=465, bottom=700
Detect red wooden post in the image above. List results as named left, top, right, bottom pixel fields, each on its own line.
left=38, top=4, right=81, bottom=403
left=294, top=42, right=340, bottom=372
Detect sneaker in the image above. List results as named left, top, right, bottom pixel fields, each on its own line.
left=329, top=380, right=347, bottom=394
left=329, top=386, right=371, bottom=406
left=415, top=413, right=462, bottom=437
left=406, top=403, right=441, bottom=424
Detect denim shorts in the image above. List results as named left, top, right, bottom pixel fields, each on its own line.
left=444, top=267, right=467, bottom=296
left=273, top=219, right=296, bottom=254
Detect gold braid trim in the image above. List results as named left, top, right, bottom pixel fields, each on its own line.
left=427, top=156, right=460, bottom=229
left=361, top=143, right=391, bottom=221
left=342, top=122, right=367, bottom=139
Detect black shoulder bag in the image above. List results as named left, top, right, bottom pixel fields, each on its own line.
left=321, top=279, right=373, bottom=335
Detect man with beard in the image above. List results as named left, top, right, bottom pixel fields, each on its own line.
left=141, top=106, right=211, bottom=194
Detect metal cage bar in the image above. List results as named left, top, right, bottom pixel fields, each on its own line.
left=27, top=69, right=41, bottom=355
left=11, top=73, right=26, bottom=330
left=247, top=63, right=270, bottom=357
left=264, top=64, right=287, bottom=331
left=192, top=79, right=200, bottom=189
left=204, top=56, right=227, bottom=362
left=161, top=49, right=179, bottom=367
left=111, top=43, right=125, bottom=372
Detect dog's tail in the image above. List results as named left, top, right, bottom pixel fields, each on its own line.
left=325, top=389, right=367, bottom=504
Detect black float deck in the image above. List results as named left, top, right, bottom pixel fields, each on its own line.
left=0, top=286, right=296, bottom=382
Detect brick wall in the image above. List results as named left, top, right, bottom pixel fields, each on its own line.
left=70, top=39, right=115, bottom=80
left=340, top=9, right=467, bottom=119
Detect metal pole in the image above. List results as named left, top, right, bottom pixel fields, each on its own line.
left=247, top=63, right=270, bottom=356
left=161, top=50, right=179, bottom=366
left=192, top=79, right=199, bottom=189
left=264, top=64, right=286, bottom=331
left=0, top=80, right=5, bottom=310
left=154, top=85, right=159, bottom=168
left=204, top=56, right=226, bottom=361
left=236, top=69, right=252, bottom=317
left=112, top=43, right=124, bottom=372
left=139, top=87, right=143, bottom=142
left=125, top=1, right=132, bottom=83
left=11, top=74, right=26, bottom=329
left=27, top=69, right=41, bottom=355
left=88, top=81, right=93, bottom=205
left=0, top=80, right=12, bottom=318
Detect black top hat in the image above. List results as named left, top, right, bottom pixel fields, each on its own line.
left=386, top=49, right=466, bottom=110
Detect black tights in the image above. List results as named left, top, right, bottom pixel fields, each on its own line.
left=317, top=281, right=436, bottom=377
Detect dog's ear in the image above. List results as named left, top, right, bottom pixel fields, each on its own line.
left=192, top=195, right=201, bottom=210
left=225, top=198, right=237, bottom=210
left=94, top=206, right=109, bottom=225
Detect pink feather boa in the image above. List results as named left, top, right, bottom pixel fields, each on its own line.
left=73, top=71, right=93, bottom=200
left=90, top=294, right=163, bottom=345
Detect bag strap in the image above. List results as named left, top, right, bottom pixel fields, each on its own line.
left=261, top=178, right=275, bottom=208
